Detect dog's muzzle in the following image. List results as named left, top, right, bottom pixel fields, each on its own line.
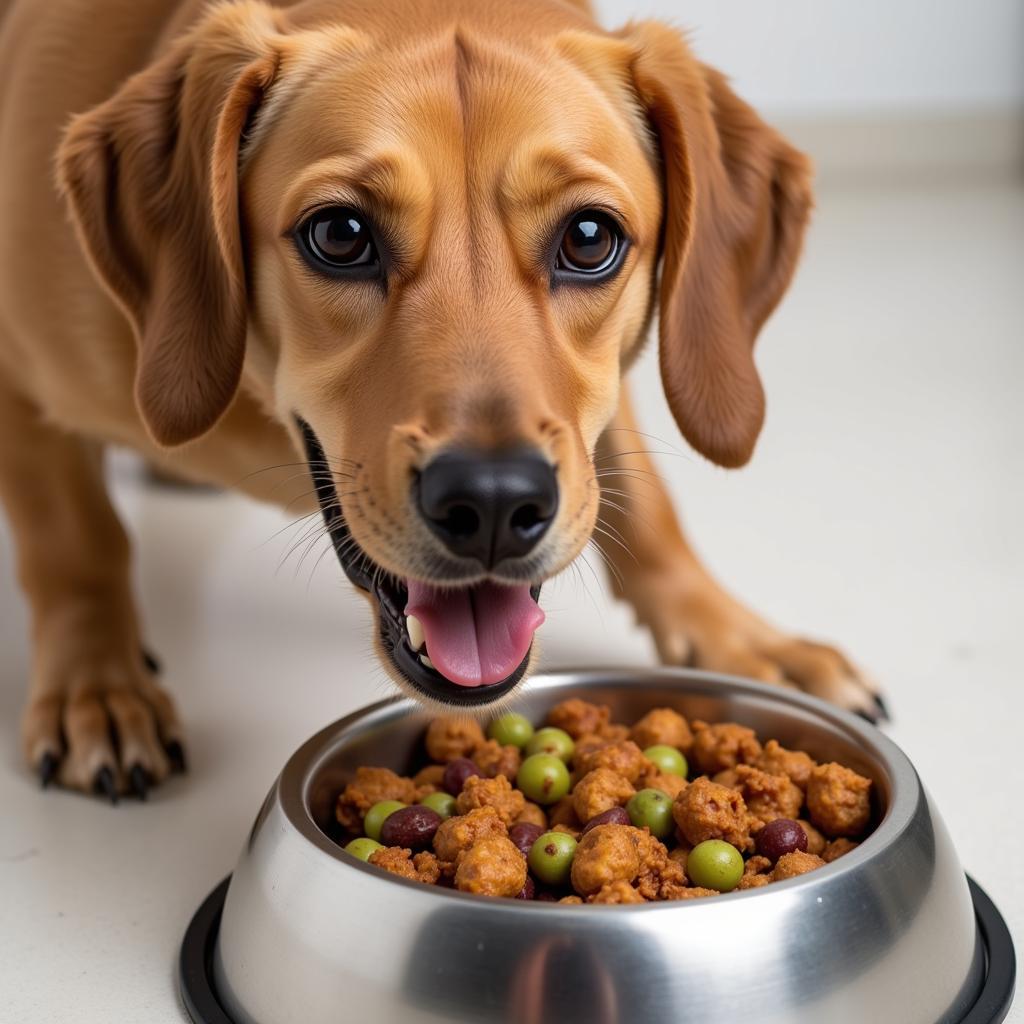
left=297, top=417, right=543, bottom=705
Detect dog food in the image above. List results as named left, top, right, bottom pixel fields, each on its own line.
left=336, top=701, right=874, bottom=903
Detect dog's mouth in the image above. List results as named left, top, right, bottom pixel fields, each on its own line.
left=298, top=418, right=544, bottom=705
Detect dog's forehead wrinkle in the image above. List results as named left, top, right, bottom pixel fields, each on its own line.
left=451, top=28, right=482, bottom=298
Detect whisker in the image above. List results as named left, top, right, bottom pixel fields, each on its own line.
left=590, top=523, right=638, bottom=566
left=585, top=538, right=626, bottom=591
left=596, top=496, right=658, bottom=538
left=576, top=548, right=608, bottom=597
left=592, top=469, right=665, bottom=490
left=306, top=537, right=339, bottom=591
left=600, top=426, right=689, bottom=456
left=593, top=515, right=634, bottom=552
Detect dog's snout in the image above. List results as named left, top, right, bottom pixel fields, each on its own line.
left=416, top=450, right=558, bottom=568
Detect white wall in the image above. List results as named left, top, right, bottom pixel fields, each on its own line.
left=594, top=0, right=1024, bottom=114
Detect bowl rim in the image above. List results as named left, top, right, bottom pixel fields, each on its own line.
left=277, top=667, right=921, bottom=912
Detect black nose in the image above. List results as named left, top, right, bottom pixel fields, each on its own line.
left=417, top=449, right=559, bottom=568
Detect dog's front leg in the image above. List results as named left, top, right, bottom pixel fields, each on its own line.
left=0, top=380, right=183, bottom=798
left=596, top=384, right=886, bottom=720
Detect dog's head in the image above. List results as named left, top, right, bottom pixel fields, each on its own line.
left=59, top=0, right=812, bottom=708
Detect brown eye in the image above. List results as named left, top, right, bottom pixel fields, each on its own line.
left=556, top=211, right=623, bottom=276
left=301, top=207, right=379, bottom=271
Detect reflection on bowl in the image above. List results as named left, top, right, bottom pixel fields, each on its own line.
left=181, top=669, right=1015, bottom=1024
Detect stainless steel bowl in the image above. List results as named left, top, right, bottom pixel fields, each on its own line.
left=180, top=669, right=1016, bottom=1024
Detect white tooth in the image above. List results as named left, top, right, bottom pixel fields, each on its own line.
left=420, top=654, right=436, bottom=670
left=407, top=614, right=425, bottom=651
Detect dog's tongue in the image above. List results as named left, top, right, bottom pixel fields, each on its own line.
left=405, top=580, right=544, bottom=687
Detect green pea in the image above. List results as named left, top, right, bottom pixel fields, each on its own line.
left=687, top=840, right=744, bottom=892
left=626, top=788, right=675, bottom=840
left=363, top=800, right=407, bottom=842
left=525, top=727, right=575, bottom=762
left=528, top=831, right=578, bottom=886
left=420, top=791, right=457, bottom=820
left=488, top=712, right=535, bottom=749
left=516, top=753, right=571, bottom=805
left=643, top=744, right=688, bottom=778
left=344, top=837, right=384, bottom=862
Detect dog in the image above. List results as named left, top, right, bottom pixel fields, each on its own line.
left=0, top=0, right=885, bottom=800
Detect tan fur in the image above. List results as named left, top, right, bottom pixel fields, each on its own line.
left=0, top=0, right=878, bottom=795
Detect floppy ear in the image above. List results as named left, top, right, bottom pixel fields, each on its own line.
left=57, top=1, right=283, bottom=446
left=624, top=22, right=814, bottom=468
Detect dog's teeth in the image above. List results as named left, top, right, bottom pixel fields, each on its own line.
left=407, top=614, right=425, bottom=651
left=420, top=654, right=436, bottom=670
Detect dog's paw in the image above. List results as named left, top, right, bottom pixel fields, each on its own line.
left=21, top=649, right=185, bottom=802
left=626, top=570, right=887, bottom=722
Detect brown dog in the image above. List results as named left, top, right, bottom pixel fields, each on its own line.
left=0, top=0, right=883, bottom=799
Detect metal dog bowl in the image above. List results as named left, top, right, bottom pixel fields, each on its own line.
left=180, top=669, right=1015, bottom=1024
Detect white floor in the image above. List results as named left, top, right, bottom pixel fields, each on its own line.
left=1, top=179, right=1022, bottom=1023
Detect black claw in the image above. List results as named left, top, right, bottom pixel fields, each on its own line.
left=93, top=765, right=119, bottom=805
left=38, top=752, right=59, bottom=790
left=854, top=708, right=880, bottom=726
left=873, top=694, right=891, bottom=722
left=129, top=764, right=149, bottom=801
left=141, top=648, right=161, bottom=675
left=166, top=740, right=187, bottom=774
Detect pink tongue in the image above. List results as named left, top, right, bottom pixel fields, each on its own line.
left=405, top=580, right=544, bottom=688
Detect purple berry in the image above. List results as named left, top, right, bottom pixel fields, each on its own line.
left=756, top=818, right=809, bottom=862
left=379, top=805, right=442, bottom=849
left=442, top=757, right=482, bottom=796
left=508, top=822, right=545, bottom=857
left=516, top=876, right=537, bottom=900
left=581, top=806, right=631, bottom=835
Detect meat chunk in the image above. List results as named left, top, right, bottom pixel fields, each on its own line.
left=368, top=847, right=442, bottom=885
left=425, top=716, right=486, bottom=763
left=455, top=773, right=526, bottom=826
left=689, top=722, right=762, bottom=775
left=736, top=874, right=770, bottom=890
left=734, top=764, right=804, bottom=826
left=667, top=845, right=691, bottom=875
left=669, top=886, right=718, bottom=900
left=572, top=768, right=635, bottom=823
left=571, top=733, right=611, bottom=770
left=454, top=837, right=527, bottom=897
left=806, top=763, right=872, bottom=838
left=551, top=823, right=581, bottom=840
left=797, top=819, right=827, bottom=856
left=433, top=806, right=507, bottom=863
left=514, top=802, right=548, bottom=829
left=711, top=768, right=741, bottom=790
left=630, top=827, right=688, bottom=900
left=773, top=850, right=826, bottom=880
left=472, top=739, right=521, bottom=780
left=743, top=855, right=773, bottom=877
left=629, top=707, right=694, bottom=753
left=672, top=777, right=753, bottom=850
left=640, top=770, right=688, bottom=801
left=823, top=838, right=859, bottom=863
left=335, top=766, right=419, bottom=831
left=412, top=764, right=446, bottom=792
left=588, top=880, right=646, bottom=904
left=570, top=824, right=641, bottom=895
left=756, top=739, right=817, bottom=791
left=547, top=795, right=581, bottom=830
left=575, top=740, right=650, bottom=785
left=546, top=698, right=611, bottom=739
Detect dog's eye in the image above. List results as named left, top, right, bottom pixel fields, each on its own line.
left=298, top=207, right=379, bottom=273
left=556, top=211, right=623, bottom=277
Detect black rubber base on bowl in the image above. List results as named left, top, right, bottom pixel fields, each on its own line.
left=180, top=875, right=1015, bottom=1024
